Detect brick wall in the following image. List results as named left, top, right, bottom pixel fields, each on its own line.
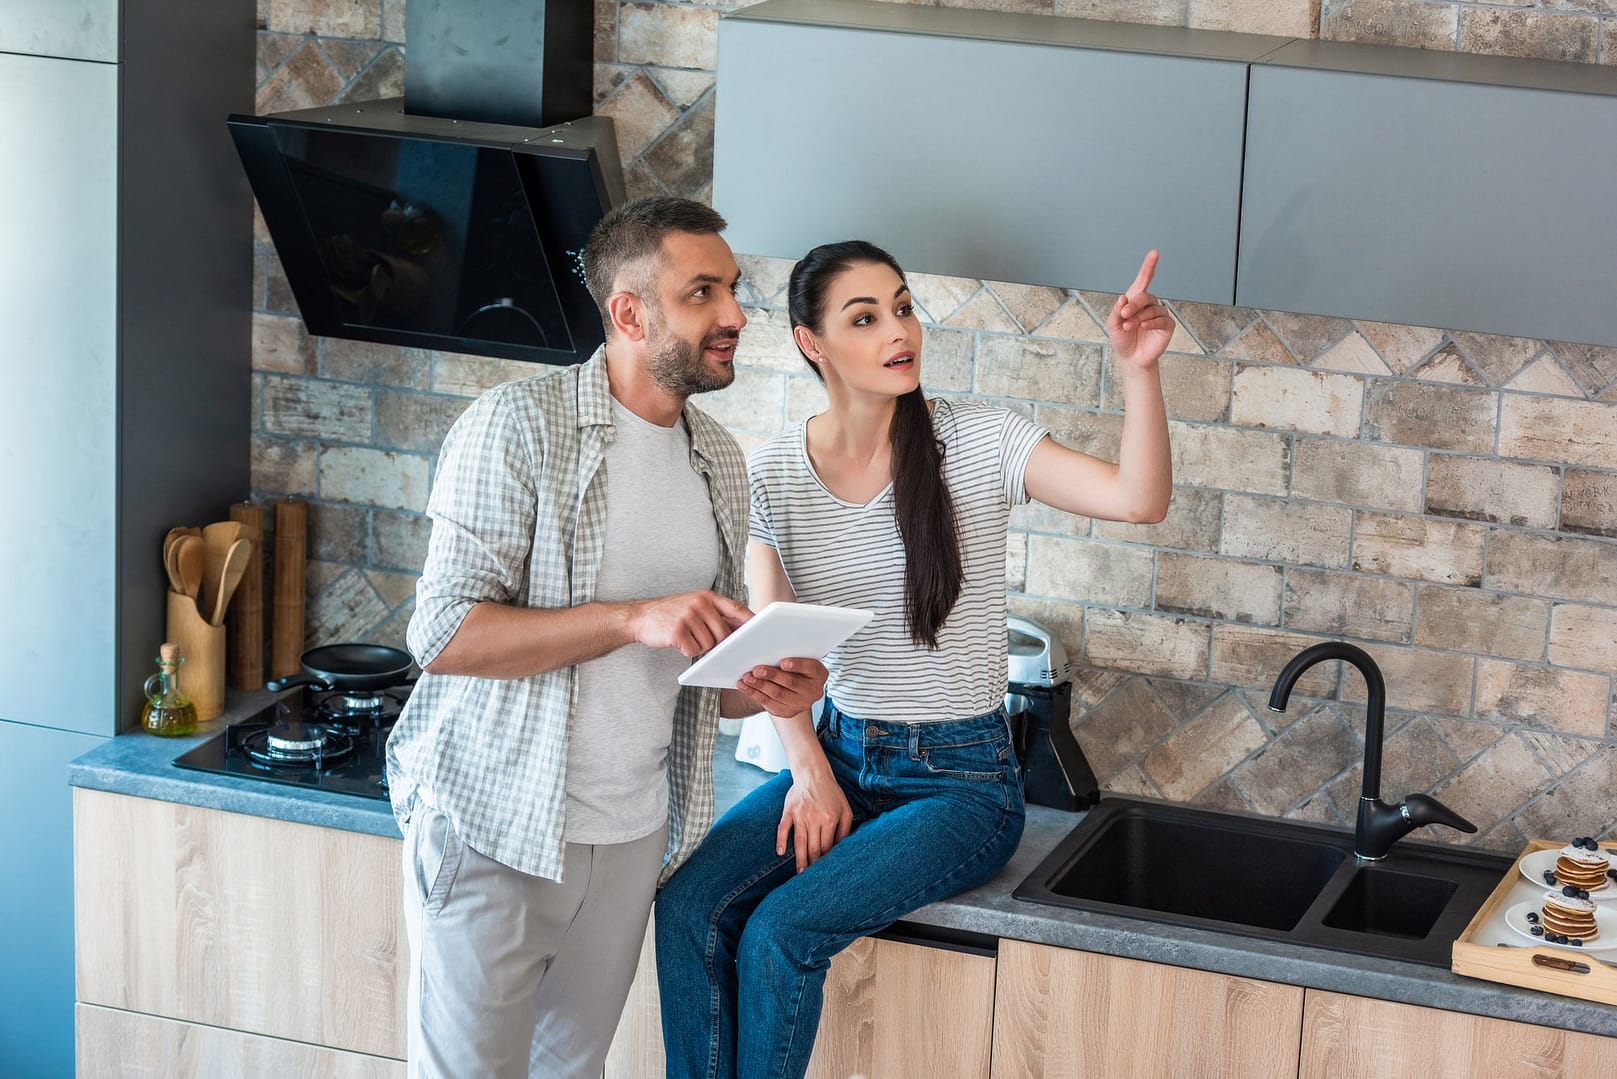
left=251, top=0, right=1617, bottom=847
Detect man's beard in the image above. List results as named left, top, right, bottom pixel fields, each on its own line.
left=647, top=328, right=738, bottom=397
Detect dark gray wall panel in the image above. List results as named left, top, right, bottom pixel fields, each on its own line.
left=117, top=0, right=254, bottom=729
left=1238, top=63, right=1617, bottom=347
left=714, top=10, right=1255, bottom=303
left=0, top=53, right=118, bottom=738
left=0, top=0, right=118, bottom=62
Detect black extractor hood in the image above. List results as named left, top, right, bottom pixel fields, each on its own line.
left=231, top=3, right=624, bottom=366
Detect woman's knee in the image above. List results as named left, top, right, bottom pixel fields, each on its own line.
left=736, top=894, right=835, bottom=973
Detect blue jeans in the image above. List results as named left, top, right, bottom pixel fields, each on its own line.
left=655, top=700, right=1026, bottom=1079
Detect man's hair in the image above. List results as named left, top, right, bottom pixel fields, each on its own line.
left=582, top=196, right=729, bottom=331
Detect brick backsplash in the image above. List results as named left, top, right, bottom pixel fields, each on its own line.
left=249, top=0, right=1617, bottom=846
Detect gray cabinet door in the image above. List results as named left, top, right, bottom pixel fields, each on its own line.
left=0, top=0, right=118, bottom=63
left=714, top=11, right=1255, bottom=304
left=0, top=53, right=118, bottom=736
left=1237, top=60, right=1617, bottom=348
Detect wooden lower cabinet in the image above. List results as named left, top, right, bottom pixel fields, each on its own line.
left=74, top=789, right=1617, bottom=1079
left=989, top=939, right=1304, bottom=1079
left=1300, top=989, right=1617, bottom=1078
left=605, top=919, right=997, bottom=1079
left=73, top=789, right=407, bottom=1073
left=76, top=1004, right=403, bottom=1078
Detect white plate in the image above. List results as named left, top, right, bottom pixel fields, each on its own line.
left=677, top=602, right=874, bottom=689
left=1503, top=901, right=1617, bottom=952
left=1518, top=848, right=1616, bottom=901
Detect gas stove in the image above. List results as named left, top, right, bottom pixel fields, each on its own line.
left=172, top=685, right=409, bottom=801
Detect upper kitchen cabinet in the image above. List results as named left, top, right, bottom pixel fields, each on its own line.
left=714, top=0, right=1286, bottom=304
left=0, top=0, right=118, bottom=62
left=1238, top=41, right=1617, bottom=348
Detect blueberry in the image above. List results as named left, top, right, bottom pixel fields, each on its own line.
left=1608, top=869, right=1616, bottom=881
left=1552, top=933, right=1567, bottom=943
left=1545, top=870, right=1559, bottom=884
left=1580, top=890, right=1592, bottom=901
left=1531, top=924, right=1545, bottom=936
left=1564, top=885, right=1579, bottom=897
left=1527, top=911, right=1540, bottom=923
left=1572, top=939, right=1584, bottom=947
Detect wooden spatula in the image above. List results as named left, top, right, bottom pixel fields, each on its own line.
left=210, top=538, right=252, bottom=626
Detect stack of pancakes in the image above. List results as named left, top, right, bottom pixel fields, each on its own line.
left=1541, top=890, right=1600, bottom=942
left=1555, top=844, right=1610, bottom=892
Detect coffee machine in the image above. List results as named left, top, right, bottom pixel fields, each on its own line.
left=1005, top=615, right=1100, bottom=811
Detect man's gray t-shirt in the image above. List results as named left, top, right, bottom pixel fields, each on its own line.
left=564, top=397, right=721, bottom=844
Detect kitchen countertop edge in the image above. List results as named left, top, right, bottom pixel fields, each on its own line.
left=69, top=703, right=1617, bottom=1039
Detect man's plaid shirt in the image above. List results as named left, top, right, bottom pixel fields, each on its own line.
left=386, top=347, right=748, bottom=883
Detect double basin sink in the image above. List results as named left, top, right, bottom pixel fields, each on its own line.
left=1015, top=797, right=1514, bottom=968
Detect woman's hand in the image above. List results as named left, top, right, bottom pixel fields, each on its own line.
left=1107, top=250, right=1173, bottom=371
left=777, top=762, right=854, bottom=872
left=735, top=658, right=828, bottom=719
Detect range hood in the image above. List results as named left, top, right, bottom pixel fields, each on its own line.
left=231, top=3, right=623, bottom=366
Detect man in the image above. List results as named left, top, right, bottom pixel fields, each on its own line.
left=386, top=196, right=828, bottom=1079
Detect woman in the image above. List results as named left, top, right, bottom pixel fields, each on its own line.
left=656, top=241, right=1173, bottom=1079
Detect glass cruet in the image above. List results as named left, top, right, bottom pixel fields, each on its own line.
left=141, top=642, right=198, bottom=737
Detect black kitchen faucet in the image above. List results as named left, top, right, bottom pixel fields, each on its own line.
left=1268, top=641, right=1477, bottom=861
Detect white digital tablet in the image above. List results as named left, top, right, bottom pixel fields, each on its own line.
left=676, top=602, right=874, bottom=689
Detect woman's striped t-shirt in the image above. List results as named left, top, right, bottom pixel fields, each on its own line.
left=748, top=398, right=1048, bottom=724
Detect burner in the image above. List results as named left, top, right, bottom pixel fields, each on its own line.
left=241, top=723, right=355, bottom=770
left=268, top=725, right=329, bottom=753
left=313, top=686, right=407, bottom=737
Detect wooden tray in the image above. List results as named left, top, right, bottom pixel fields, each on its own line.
left=1452, top=838, right=1617, bottom=1005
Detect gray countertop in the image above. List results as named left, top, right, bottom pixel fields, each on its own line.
left=69, top=694, right=1617, bottom=1038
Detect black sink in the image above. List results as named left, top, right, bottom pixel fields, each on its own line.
left=1015, top=797, right=1513, bottom=968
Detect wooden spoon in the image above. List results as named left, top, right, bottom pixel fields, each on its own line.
left=163, top=536, right=187, bottom=594
left=210, top=538, right=252, bottom=626
left=162, top=526, right=202, bottom=594
left=176, top=535, right=208, bottom=611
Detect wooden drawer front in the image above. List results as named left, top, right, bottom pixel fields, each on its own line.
left=73, top=790, right=406, bottom=1058
left=77, top=1004, right=403, bottom=1078
left=1300, top=989, right=1617, bottom=1078
left=991, top=940, right=1304, bottom=1079
left=806, top=936, right=996, bottom=1079
left=606, top=920, right=996, bottom=1079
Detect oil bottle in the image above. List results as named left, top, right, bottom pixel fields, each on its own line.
left=142, top=642, right=198, bottom=737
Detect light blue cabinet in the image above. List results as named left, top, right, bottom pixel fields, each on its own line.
left=0, top=0, right=118, bottom=62
left=0, top=52, right=120, bottom=741
left=0, top=723, right=104, bottom=1079
left=0, top=4, right=253, bottom=1074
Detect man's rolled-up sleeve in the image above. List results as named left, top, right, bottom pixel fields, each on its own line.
left=407, top=391, right=538, bottom=668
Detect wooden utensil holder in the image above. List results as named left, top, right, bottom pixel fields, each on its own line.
left=166, top=590, right=225, bottom=721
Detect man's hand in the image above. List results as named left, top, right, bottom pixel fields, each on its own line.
left=628, top=590, right=751, bottom=657
left=778, top=764, right=854, bottom=872
left=735, top=657, right=828, bottom=719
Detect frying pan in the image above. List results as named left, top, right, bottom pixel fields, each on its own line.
left=265, top=643, right=416, bottom=693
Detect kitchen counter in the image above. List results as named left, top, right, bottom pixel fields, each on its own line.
left=69, top=693, right=1617, bottom=1039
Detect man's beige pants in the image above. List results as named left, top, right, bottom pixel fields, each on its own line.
left=401, top=803, right=667, bottom=1078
